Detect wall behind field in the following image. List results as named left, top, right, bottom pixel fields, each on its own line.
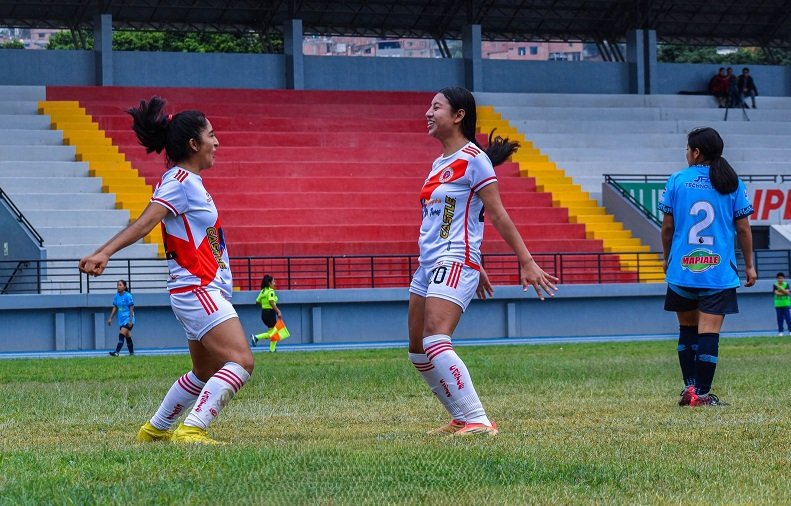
left=1, top=49, right=789, bottom=95
left=0, top=282, right=777, bottom=353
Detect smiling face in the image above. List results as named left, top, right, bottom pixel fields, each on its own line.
left=188, top=119, right=219, bottom=170
left=425, top=93, right=464, bottom=140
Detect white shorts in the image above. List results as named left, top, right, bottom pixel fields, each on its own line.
left=169, top=287, right=238, bottom=341
left=409, top=259, right=480, bottom=311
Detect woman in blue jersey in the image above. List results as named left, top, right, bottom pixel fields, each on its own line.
left=108, top=279, right=135, bottom=356
left=408, top=86, right=558, bottom=436
left=659, top=127, right=756, bottom=407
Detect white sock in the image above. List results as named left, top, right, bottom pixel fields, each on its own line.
left=409, top=352, right=465, bottom=422
left=183, top=362, right=250, bottom=430
left=149, top=371, right=206, bottom=430
left=423, top=334, right=491, bottom=426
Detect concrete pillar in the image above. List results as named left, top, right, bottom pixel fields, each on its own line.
left=644, top=30, right=658, bottom=94
left=462, top=24, right=482, bottom=91
left=311, top=306, right=322, bottom=343
left=93, top=13, right=113, bottom=86
left=506, top=302, right=518, bottom=337
left=55, top=313, right=66, bottom=351
left=626, top=29, right=645, bottom=95
left=283, top=18, right=304, bottom=90
left=94, top=313, right=106, bottom=349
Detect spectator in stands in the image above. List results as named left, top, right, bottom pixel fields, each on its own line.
left=79, top=96, right=253, bottom=445
left=708, top=68, right=729, bottom=108
left=726, top=67, right=740, bottom=108
left=773, top=272, right=791, bottom=336
left=409, top=86, right=557, bottom=436
left=659, top=126, right=755, bottom=407
left=107, top=279, right=135, bottom=356
left=738, top=67, right=758, bottom=109
left=250, top=274, right=282, bottom=350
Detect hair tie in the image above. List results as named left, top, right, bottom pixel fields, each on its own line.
left=167, top=114, right=173, bottom=122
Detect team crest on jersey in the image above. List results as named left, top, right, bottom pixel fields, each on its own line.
left=681, top=248, right=721, bottom=273
left=206, top=191, right=213, bottom=203
left=439, top=167, right=454, bottom=183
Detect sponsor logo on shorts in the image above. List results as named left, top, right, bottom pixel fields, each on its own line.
left=681, top=248, right=721, bottom=273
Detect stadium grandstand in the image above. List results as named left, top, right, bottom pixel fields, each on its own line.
left=0, top=0, right=789, bottom=351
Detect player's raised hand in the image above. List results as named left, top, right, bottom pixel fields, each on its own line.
left=79, top=252, right=110, bottom=277
left=520, top=258, right=559, bottom=300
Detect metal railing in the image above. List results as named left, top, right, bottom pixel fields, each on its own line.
left=2, top=250, right=789, bottom=294
left=0, top=186, right=44, bottom=246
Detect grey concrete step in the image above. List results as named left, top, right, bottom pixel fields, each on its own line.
left=0, top=176, right=103, bottom=193
left=0, top=161, right=90, bottom=177
left=0, top=129, right=63, bottom=145
left=514, top=119, right=791, bottom=135
left=542, top=147, right=791, bottom=162
left=0, top=145, right=75, bottom=161
left=0, top=85, right=46, bottom=101
left=0, top=115, right=52, bottom=129
left=0, top=101, right=42, bottom=114
left=25, top=209, right=131, bottom=227
left=45, top=243, right=160, bottom=260
left=477, top=92, right=791, bottom=109
left=527, top=132, right=789, bottom=149
left=10, top=193, right=117, bottom=209
left=39, top=226, right=134, bottom=245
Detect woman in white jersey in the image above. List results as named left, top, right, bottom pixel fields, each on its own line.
left=79, top=96, right=254, bottom=445
left=409, top=86, right=558, bottom=436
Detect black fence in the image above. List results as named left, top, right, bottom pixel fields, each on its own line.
left=1, top=250, right=788, bottom=294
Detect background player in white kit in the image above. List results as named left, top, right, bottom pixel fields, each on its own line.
left=409, top=86, right=558, bottom=436
left=79, top=97, right=254, bottom=445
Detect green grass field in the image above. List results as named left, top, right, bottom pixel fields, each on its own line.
left=1, top=337, right=790, bottom=505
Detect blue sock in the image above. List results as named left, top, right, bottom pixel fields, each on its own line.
left=677, top=325, right=698, bottom=387
left=125, top=337, right=134, bottom=354
left=695, top=333, right=719, bottom=395
left=114, top=334, right=125, bottom=353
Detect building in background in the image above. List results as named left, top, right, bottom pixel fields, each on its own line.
left=0, top=28, right=57, bottom=49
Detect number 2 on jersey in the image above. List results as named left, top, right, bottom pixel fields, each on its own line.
left=688, top=201, right=715, bottom=245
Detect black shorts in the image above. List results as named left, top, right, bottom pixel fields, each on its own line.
left=664, top=284, right=739, bottom=315
left=261, top=309, right=277, bottom=328
left=121, top=323, right=134, bottom=331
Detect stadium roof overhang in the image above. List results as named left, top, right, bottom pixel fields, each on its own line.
left=0, top=0, right=789, bottom=48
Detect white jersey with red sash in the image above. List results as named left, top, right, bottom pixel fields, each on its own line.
left=418, top=142, right=497, bottom=270
left=151, top=167, right=232, bottom=298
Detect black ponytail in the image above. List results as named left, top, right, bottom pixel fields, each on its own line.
left=687, top=127, right=738, bottom=194
left=439, top=86, right=519, bottom=167
left=127, top=96, right=208, bottom=168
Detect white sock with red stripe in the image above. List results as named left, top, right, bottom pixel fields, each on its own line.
left=149, top=371, right=206, bottom=431
left=423, top=334, right=491, bottom=426
left=183, top=362, right=250, bottom=430
left=409, top=352, right=465, bottom=422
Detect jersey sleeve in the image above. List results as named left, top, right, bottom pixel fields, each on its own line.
left=127, top=293, right=134, bottom=307
left=733, top=179, right=754, bottom=220
left=151, top=179, right=189, bottom=216
left=268, top=291, right=277, bottom=303
left=658, top=175, right=675, bottom=215
left=469, top=155, right=498, bottom=193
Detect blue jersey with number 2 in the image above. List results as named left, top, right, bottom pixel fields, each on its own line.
left=658, top=165, right=753, bottom=289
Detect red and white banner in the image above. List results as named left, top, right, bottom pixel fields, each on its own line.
left=747, top=183, right=791, bottom=225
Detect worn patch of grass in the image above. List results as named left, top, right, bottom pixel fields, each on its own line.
left=1, top=337, right=790, bottom=505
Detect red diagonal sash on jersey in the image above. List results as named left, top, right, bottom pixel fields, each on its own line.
left=420, top=159, right=469, bottom=200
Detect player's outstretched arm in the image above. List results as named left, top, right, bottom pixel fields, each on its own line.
left=476, top=267, right=494, bottom=300
left=735, top=217, right=756, bottom=287
left=478, top=183, right=558, bottom=300
left=79, top=203, right=169, bottom=277
left=661, top=214, right=674, bottom=273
